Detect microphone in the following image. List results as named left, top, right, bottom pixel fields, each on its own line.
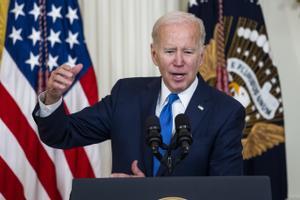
left=145, top=116, right=162, bottom=156
left=175, top=114, right=193, bottom=155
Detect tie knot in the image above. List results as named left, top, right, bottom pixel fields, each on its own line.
left=167, top=93, right=179, bottom=105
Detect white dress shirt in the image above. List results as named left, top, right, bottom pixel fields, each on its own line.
left=155, top=77, right=198, bottom=135
left=37, top=91, right=63, bottom=117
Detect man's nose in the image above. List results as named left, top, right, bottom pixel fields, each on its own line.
left=174, top=52, right=184, bottom=66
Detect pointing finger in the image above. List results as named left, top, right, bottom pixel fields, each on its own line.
left=131, top=160, right=145, bottom=177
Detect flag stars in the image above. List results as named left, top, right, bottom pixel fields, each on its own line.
left=47, top=54, right=59, bottom=71
left=66, top=7, right=79, bottom=24
left=28, top=28, right=41, bottom=46
left=66, top=55, right=77, bottom=67
left=250, top=0, right=259, bottom=4
left=252, top=55, right=257, bottom=62
left=189, top=0, right=198, bottom=7
left=236, top=47, right=241, bottom=54
left=29, top=3, right=40, bottom=21
left=10, top=2, right=25, bottom=20
left=9, top=27, right=23, bottom=45
left=249, top=0, right=260, bottom=5
left=66, top=31, right=79, bottom=49
left=47, top=29, right=61, bottom=47
left=25, top=52, right=39, bottom=70
left=275, top=87, right=281, bottom=94
left=47, top=5, right=62, bottom=23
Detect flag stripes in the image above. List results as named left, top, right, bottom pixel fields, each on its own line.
left=0, top=156, right=26, bottom=200
left=79, top=67, right=99, bottom=106
left=0, top=121, right=48, bottom=200
left=63, top=138, right=95, bottom=178
left=0, top=83, right=62, bottom=200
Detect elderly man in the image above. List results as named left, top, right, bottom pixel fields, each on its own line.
left=33, top=11, right=245, bottom=177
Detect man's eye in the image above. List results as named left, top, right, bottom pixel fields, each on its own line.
left=165, top=50, right=174, bottom=54
left=184, top=50, right=194, bottom=54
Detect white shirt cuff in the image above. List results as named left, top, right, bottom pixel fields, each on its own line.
left=37, top=91, right=63, bottom=117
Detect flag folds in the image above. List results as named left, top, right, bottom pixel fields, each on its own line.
left=189, top=1, right=287, bottom=200
left=0, top=0, right=101, bottom=199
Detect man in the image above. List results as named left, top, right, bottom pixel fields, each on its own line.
left=33, top=11, right=245, bottom=177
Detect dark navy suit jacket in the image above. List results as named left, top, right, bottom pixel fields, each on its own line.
left=33, top=76, right=245, bottom=177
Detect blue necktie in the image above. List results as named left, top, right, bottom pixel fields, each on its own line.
left=153, top=93, right=179, bottom=176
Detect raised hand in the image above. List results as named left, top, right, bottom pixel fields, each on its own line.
left=44, top=64, right=83, bottom=105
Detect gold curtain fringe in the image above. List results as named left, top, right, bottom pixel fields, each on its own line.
left=0, top=0, right=10, bottom=63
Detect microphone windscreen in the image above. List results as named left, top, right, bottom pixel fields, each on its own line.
left=146, top=116, right=161, bottom=130
left=175, top=114, right=190, bottom=129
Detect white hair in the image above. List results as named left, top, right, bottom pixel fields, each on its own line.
left=152, top=11, right=206, bottom=46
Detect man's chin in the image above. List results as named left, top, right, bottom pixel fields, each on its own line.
left=169, top=84, right=187, bottom=93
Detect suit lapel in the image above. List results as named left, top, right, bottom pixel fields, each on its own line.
left=185, top=76, right=212, bottom=134
left=140, top=77, right=161, bottom=177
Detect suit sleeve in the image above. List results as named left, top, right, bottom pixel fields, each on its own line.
left=209, top=104, right=245, bottom=175
left=32, top=80, right=122, bottom=149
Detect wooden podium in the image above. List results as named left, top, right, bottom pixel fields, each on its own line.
left=70, top=176, right=272, bottom=200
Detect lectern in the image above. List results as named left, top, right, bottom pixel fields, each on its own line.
left=70, top=176, right=271, bottom=200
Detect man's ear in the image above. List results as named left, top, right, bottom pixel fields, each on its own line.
left=151, top=43, right=159, bottom=66
left=198, top=45, right=205, bottom=66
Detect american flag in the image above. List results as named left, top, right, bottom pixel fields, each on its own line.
left=0, top=0, right=102, bottom=199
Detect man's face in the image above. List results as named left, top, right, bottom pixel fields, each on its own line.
left=151, top=22, right=204, bottom=93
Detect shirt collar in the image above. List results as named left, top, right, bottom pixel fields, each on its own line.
left=159, top=77, right=198, bottom=109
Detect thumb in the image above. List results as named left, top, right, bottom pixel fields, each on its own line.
left=131, top=160, right=145, bottom=177
left=71, top=64, right=83, bottom=76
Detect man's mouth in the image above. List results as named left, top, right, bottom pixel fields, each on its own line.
left=171, top=73, right=185, bottom=81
